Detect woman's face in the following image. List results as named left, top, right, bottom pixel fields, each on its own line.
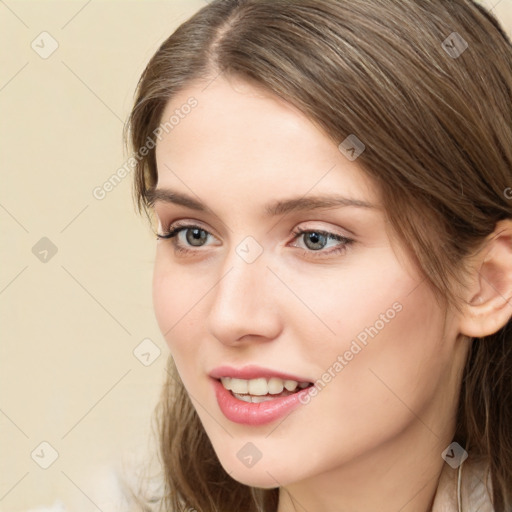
left=152, top=76, right=466, bottom=490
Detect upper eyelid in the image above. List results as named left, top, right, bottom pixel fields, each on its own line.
left=153, top=198, right=362, bottom=237
left=292, top=227, right=350, bottom=239
left=159, top=220, right=220, bottom=239
left=158, top=219, right=347, bottom=234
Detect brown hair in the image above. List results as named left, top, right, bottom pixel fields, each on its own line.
left=126, top=1, right=512, bottom=510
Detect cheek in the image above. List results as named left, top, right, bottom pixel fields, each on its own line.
left=152, top=253, right=197, bottom=353
left=313, top=276, right=446, bottom=443
left=152, top=278, right=196, bottom=400
left=297, top=251, right=447, bottom=423
left=286, top=247, right=415, bottom=346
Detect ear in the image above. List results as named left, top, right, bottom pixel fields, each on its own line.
left=459, top=219, right=512, bottom=338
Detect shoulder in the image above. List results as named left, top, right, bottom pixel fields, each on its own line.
left=23, top=451, right=165, bottom=512
left=88, top=451, right=166, bottom=511
left=431, top=455, right=494, bottom=512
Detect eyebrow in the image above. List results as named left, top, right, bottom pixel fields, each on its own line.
left=145, top=187, right=375, bottom=216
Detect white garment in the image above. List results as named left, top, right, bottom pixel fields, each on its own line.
left=431, top=457, right=494, bottom=512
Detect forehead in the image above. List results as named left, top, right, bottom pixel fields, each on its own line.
left=154, top=76, right=379, bottom=208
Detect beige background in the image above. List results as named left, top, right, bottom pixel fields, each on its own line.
left=0, top=1, right=511, bottom=510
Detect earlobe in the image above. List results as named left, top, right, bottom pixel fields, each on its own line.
left=459, top=219, right=512, bottom=339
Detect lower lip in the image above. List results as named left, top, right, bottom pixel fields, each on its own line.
left=212, top=378, right=313, bottom=426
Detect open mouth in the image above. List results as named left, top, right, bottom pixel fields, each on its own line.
left=219, top=377, right=313, bottom=403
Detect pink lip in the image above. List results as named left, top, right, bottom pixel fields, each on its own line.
left=211, top=379, right=313, bottom=426
left=209, top=364, right=310, bottom=383
left=209, top=365, right=314, bottom=426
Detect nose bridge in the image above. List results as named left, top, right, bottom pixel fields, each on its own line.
left=207, top=236, right=280, bottom=343
left=218, top=233, right=268, bottom=298
left=214, top=239, right=267, bottom=314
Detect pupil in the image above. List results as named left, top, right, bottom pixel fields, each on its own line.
left=306, top=232, right=326, bottom=250
left=187, top=228, right=207, bottom=246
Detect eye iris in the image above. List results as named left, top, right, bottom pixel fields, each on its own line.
left=186, top=228, right=207, bottom=246
left=304, top=232, right=326, bottom=251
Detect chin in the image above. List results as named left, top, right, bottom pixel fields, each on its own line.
left=227, top=467, right=282, bottom=489
left=215, top=450, right=297, bottom=489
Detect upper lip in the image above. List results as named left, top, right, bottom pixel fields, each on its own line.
left=209, top=364, right=312, bottom=383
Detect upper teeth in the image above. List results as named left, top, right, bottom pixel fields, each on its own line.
left=220, top=377, right=310, bottom=395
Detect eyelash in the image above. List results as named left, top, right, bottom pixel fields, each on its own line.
left=156, top=222, right=354, bottom=259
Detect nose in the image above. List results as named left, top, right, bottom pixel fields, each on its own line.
left=206, top=246, right=283, bottom=346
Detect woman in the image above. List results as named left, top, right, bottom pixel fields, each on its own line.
left=126, top=0, right=512, bottom=510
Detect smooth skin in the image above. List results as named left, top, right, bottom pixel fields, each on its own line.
left=151, top=75, right=512, bottom=512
